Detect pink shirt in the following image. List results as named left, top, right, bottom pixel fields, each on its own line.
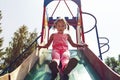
left=52, top=33, right=68, bottom=52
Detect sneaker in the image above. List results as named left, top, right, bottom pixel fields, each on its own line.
left=63, top=58, right=78, bottom=74
left=51, top=73, right=57, bottom=80
left=60, top=73, right=69, bottom=80
left=49, top=61, right=59, bottom=74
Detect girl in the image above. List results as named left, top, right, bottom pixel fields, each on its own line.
left=38, top=18, right=87, bottom=80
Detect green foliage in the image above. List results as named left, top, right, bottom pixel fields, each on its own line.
left=0, top=10, right=5, bottom=73
left=0, top=11, right=4, bottom=55
left=105, top=55, right=120, bottom=74
left=0, top=27, right=4, bottom=57
left=2, top=25, right=37, bottom=73
left=0, top=10, right=3, bottom=54
left=0, top=10, right=38, bottom=74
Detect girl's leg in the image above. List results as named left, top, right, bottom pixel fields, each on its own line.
left=61, top=50, right=78, bottom=74
left=49, top=61, right=58, bottom=80
left=60, top=58, right=78, bottom=80
left=52, top=50, right=60, bottom=65
left=60, top=50, right=70, bottom=71
left=60, top=50, right=70, bottom=80
left=63, top=58, right=78, bottom=74
left=49, top=50, right=60, bottom=80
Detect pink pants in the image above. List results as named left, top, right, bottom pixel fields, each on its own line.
left=52, top=49, right=70, bottom=70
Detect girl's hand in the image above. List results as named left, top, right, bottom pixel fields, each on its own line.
left=78, top=43, right=88, bottom=50
left=37, top=45, right=42, bottom=50
left=78, top=43, right=87, bottom=47
left=81, top=43, right=88, bottom=47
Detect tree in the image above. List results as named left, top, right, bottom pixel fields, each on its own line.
left=0, top=10, right=4, bottom=57
left=105, top=55, right=120, bottom=74
left=119, top=55, right=120, bottom=62
left=3, top=25, right=37, bottom=73
left=0, top=10, right=5, bottom=73
left=0, top=27, right=4, bottom=70
left=0, top=11, right=38, bottom=75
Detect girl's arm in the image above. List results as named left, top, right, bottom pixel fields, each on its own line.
left=67, top=34, right=87, bottom=47
left=38, top=34, right=54, bottom=49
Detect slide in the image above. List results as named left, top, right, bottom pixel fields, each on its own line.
left=24, top=49, right=101, bottom=80
left=0, top=47, right=119, bottom=80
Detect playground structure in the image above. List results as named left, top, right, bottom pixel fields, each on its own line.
left=0, top=0, right=120, bottom=80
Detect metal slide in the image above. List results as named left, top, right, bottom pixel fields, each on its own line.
left=0, top=0, right=120, bottom=80
left=24, top=49, right=101, bottom=80
left=25, top=0, right=119, bottom=80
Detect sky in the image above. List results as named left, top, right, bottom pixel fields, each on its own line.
left=0, top=0, right=120, bottom=61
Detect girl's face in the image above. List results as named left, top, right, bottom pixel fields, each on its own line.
left=56, top=20, right=66, bottom=34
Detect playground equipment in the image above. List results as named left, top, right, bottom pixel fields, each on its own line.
left=0, top=0, right=120, bottom=80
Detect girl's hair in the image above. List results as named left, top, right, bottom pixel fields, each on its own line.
left=53, top=18, right=69, bottom=30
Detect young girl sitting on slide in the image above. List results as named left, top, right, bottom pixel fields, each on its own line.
left=38, top=18, right=87, bottom=80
